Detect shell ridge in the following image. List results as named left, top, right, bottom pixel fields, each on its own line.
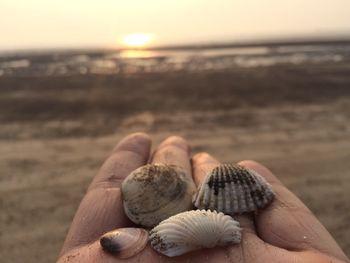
left=243, top=171, right=257, bottom=211
left=248, top=169, right=275, bottom=208
left=150, top=210, right=242, bottom=256
left=197, top=211, right=219, bottom=246
left=165, top=219, right=200, bottom=243
left=218, top=171, right=225, bottom=212
left=192, top=164, right=275, bottom=215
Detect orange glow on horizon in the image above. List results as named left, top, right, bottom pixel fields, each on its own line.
left=120, top=33, right=154, bottom=49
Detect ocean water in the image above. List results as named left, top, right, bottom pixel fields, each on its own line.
left=0, top=43, right=349, bottom=77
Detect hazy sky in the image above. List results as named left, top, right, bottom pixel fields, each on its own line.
left=1, top=0, right=350, bottom=50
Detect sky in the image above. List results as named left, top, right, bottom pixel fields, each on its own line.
left=1, top=0, right=350, bottom=50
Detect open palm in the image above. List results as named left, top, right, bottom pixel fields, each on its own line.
left=58, top=133, right=349, bottom=263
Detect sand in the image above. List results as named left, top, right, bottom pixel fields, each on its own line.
left=0, top=63, right=350, bottom=262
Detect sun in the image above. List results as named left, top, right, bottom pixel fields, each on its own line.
left=121, top=33, right=153, bottom=48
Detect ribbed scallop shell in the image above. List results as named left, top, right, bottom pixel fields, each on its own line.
left=122, top=163, right=196, bottom=227
left=193, top=164, right=275, bottom=214
left=149, top=209, right=241, bottom=257
left=100, top=228, right=148, bottom=258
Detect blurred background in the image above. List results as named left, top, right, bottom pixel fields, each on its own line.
left=0, top=1, right=350, bottom=262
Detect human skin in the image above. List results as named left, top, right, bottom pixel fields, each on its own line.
left=58, top=133, right=349, bottom=263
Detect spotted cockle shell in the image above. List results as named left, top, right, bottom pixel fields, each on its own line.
left=121, top=163, right=196, bottom=227
left=193, top=164, right=275, bottom=214
left=149, top=209, right=241, bottom=257
left=100, top=228, right=148, bottom=258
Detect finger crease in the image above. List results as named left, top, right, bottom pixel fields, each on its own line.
left=88, top=177, right=123, bottom=191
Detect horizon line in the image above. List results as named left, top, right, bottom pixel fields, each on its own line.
left=1, top=35, right=350, bottom=55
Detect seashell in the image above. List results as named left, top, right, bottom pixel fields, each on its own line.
left=193, top=164, right=275, bottom=214
left=121, top=163, right=196, bottom=227
left=100, top=228, right=148, bottom=258
left=149, top=209, right=241, bottom=257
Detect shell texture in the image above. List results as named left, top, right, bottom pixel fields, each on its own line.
left=193, top=164, right=275, bottom=214
left=100, top=228, right=148, bottom=258
left=122, top=163, right=196, bottom=227
left=149, top=209, right=241, bottom=257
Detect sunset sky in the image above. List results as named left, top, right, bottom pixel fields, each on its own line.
left=1, top=0, right=350, bottom=50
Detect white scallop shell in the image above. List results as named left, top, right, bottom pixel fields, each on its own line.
left=100, top=228, right=148, bottom=258
left=193, top=164, right=275, bottom=214
left=149, top=209, right=241, bottom=257
left=122, top=163, right=196, bottom=227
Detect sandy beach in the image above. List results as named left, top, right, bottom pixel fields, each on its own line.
left=0, top=56, right=350, bottom=262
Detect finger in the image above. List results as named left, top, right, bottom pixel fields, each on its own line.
left=191, top=153, right=257, bottom=236
left=239, top=160, right=348, bottom=262
left=191, top=152, right=219, bottom=186
left=60, top=133, right=151, bottom=256
left=151, top=136, right=192, bottom=177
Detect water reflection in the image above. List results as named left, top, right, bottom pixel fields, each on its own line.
left=120, top=50, right=158, bottom=59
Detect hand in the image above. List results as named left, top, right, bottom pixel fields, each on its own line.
left=58, top=133, right=349, bottom=263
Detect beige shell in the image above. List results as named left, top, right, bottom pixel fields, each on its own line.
left=149, top=209, right=241, bottom=257
left=121, top=163, right=196, bottom=227
left=100, top=228, right=148, bottom=258
left=193, top=164, right=275, bottom=214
